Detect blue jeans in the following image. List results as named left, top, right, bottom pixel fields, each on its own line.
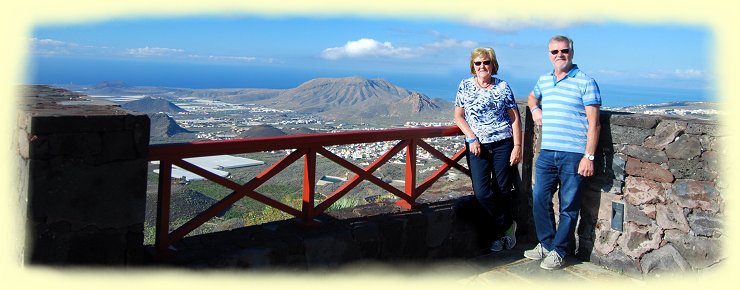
left=465, top=138, right=515, bottom=239
left=532, top=149, right=584, bottom=258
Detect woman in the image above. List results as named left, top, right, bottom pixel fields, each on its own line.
left=453, top=47, right=522, bottom=252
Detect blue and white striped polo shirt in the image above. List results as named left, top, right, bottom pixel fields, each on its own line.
left=532, top=65, right=601, bottom=154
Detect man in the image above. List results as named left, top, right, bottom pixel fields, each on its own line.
left=525, top=35, right=601, bottom=270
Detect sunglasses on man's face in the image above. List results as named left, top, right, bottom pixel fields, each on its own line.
left=473, top=60, right=491, bottom=66
left=549, top=49, right=570, bottom=55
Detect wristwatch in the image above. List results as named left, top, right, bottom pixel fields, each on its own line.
left=583, top=153, right=595, bottom=161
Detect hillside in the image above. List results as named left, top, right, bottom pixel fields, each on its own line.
left=605, top=101, right=719, bottom=120
left=261, top=77, right=451, bottom=119
left=149, top=112, right=193, bottom=138
left=188, top=88, right=285, bottom=103
left=144, top=182, right=220, bottom=226
left=62, top=81, right=194, bottom=98
left=123, top=96, right=188, bottom=114
left=237, top=124, right=287, bottom=138
left=393, top=92, right=441, bottom=114
left=283, top=127, right=318, bottom=135
left=58, top=77, right=456, bottom=122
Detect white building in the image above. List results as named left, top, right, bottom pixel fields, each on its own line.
left=152, top=155, right=265, bottom=181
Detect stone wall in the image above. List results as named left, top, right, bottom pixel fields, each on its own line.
left=18, top=85, right=150, bottom=265
left=17, top=86, right=724, bottom=274
left=559, top=112, right=726, bottom=276
left=151, top=196, right=498, bottom=268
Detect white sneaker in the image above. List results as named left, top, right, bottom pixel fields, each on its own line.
left=540, top=251, right=563, bottom=270
left=523, top=243, right=550, bottom=260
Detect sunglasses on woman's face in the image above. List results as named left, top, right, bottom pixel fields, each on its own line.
left=473, top=60, right=491, bottom=66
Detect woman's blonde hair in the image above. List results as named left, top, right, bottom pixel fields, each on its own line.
left=469, top=47, right=499, bottom=75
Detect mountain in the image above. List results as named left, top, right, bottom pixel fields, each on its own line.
left=58, top=77, right=456, bottom=121
left=399, top=92, right=440, bottom=113
left=284, top=127, right=318, bottom=135
left=238, top=124, right=287, bottom=138
left=605, top=101, right=719, bottom=120
left=58, top=82, right=195, bottom=99
left=149, top=112, right=193, bottom=138
left=71, top=80, right=135, bottom=95
left=262, top=77, right=450, bottom=119
left=191, top=88, right=285, bottom=103
left=93, top=80, right=130, bottom=89
left=122, top=96, right=188, bottom=114
left=237, top=125, right=321, bottom=138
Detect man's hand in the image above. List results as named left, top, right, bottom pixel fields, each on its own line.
left=532, top=109, right=543, bottom=126
left=527, top=91, right=542, bottom=126
left=578, top=158, right=594, bottom=176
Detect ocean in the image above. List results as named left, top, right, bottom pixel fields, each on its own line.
left=380, top=74, right=714, bottom=108
left=31, top=57, right=714, bottom=108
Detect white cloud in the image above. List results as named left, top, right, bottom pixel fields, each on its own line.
left=30, top=38, right=76, bottom=56
left=187, top=54, right=257, bottom=62
left=595, top=69, right=627, bottom=77
left=673, top=69, right=706, bottom=79
left=30, top=37, right=268, bottom=64
left=126, top=47, right=184, bottom=57
left=425, top=38, right=478, bottom=49
left=31, top=37, right=113, bottom=56
left=33, top=38, right=66, bottom=46
left=321, top=37, right=479, bottom=60
left=640, top=69, right=711, bottom=80
left=321, top=38, right=415, bottom=60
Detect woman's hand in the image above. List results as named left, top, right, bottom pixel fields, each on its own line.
left=509, top=145, right=522, bottom=166
left=468, top=140, right=481, bottom=156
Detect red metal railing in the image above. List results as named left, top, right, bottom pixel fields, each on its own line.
left=148, top=126, right=468, bottom=255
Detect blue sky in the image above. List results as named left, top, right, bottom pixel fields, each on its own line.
left=28, top=15, right=714, bottom=107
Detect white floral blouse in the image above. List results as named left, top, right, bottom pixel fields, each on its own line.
left=454, top=76, right=517, bottom=144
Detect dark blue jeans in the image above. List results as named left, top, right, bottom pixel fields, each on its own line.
left=465, top=138, right=515, bottom=239
left=532, top=149, right=584, bottom=258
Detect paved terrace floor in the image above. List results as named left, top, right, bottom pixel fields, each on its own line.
left=250, top=240, right=648, bottom=289
left=144, top=197, right=648, bottom=285
left=336, top=240, right=646, bottom=285
left=160, top=240, right=646, bottom=286
left=460, top=241, right=645, bottom=285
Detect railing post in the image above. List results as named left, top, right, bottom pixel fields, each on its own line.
left=155, top=160, right=173, bottom=255
left=302, top=147, right=317, bottom=223
left=397, top=139, right=417, bottom=209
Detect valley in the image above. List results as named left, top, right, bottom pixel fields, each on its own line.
left=62, top=77, right=468, bottom=244
left=58, top=77, right=719, bottom=244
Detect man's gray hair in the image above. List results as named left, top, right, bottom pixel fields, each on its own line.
left=550, top=35, right=574, bottom=51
